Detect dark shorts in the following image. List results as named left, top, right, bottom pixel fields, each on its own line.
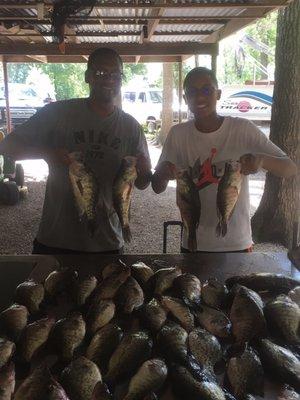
left=32, top=238, right=124, bottom=255
left=181, top=246, right=253, bottom=254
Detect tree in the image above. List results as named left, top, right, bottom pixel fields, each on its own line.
left=158, top=63, right=173, bottom=144
left=251, top=0, right=300, bottom=248
left=219, top=11, right=277, bottom=84
left=38, top=63, right=89, bottom=100
left=123, top=63, right=147, bottom=84
left=7, top=63, right=33, bottom=83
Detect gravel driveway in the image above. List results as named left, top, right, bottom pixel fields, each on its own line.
left=0, top=142, right=286, bottom=254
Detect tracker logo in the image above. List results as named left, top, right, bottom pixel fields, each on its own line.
left=237, top=100, right=251, bottom=113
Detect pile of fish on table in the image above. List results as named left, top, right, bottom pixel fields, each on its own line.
left=0, top=262, right=299, bottom=400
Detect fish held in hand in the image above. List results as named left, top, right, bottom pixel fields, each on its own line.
left=113, top=156, right=137, bottom=243
left=176, top=168, right=200, bottom=252
left=69, top=151, right=99, bottom=235
left=216, top=161, right=242, bottom=237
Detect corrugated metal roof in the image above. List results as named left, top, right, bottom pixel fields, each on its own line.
left=163, top=8, right=246, bottom=17
left=0, top=1, right=286, bottom=61
left=80, top=35, right=140, bottom=44
left=156, top=23, right=222, bottom=32
left=152, top=34, right=210, bottom=42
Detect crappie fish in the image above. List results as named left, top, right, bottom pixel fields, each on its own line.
left=0, top=362, right=15, bottom=400
left=14, top=367, right=69, bottom=399
left=92, top=382, right=113, bottom=399
left=226, top=346, right=264, bottom=399
left=47, top=379, right=70, bottom=400
left=105, top=331, right=153, bottom=385
left=113, top=156, right=137, bottom=243
left=94, top=267, right=131, bottom=300
left=14, top=366, right=52, bottom=400
left=202, top=278, right=229, bottom=309
left=61, top=356, right=102, bottom=400
left=0, top=303, right=28, bottom=341
left=230, top=286, right=266, bottom=345
left=123, top=359, right=168, bottom=400
left=264, top=295, right=300, bottom=344
left=195, top=304, right=231, bottom=338
left=140, top=298, right=167, bottom=332
left=173, top=273, right=201, bottom=307
left=170, top=364, right=226, bottom=400
left=148, top=266, right=182, bottom=296
left=288, top=286, right=300, bottom=306
left=157, top=322, right=188, bottom=365
left=131, top=262, right=154, bottom=286
left=226, top=273, right=300, bottom=294
left=117, top=276, right=144, bottom=313
left=19, top=316, right=55, bottom=362
left=160, top=296, right=195, bottom=332
left=86, top=323, right=123, bottom=372
left=102, top=263, right=122, bottom=279
left=216, top=161, right=242, bottom=237
left=15, top=279, right=45, bottom=314
left=176, top=168, right=200, bottom=252
left=188, top=328, right=222, bottom=373
left=257, top=339, right=300, bottom=392
left=0, top=338, right=15, bottom=369
left=69, top=151, right=98, bottom=235
left=52, top=312, right=86, bottom=361
left=87, top=300, right=115, bottom=335
left=44, top=269, right=78, bottom=298
left=73, top=275, right=97, bottom=306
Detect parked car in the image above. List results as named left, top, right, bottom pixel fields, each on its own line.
left=122, top=86, right=188, bottom=132
left=0, top=83, right=55, bottom=132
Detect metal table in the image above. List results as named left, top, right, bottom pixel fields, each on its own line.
left=0, top=252, right=299, bottom=399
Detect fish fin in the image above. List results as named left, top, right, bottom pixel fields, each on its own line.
left=216, top=220, right=227, bottom=237
left=122, top=226, right=132, bottom=243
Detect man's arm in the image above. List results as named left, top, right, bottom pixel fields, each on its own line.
left=0, top=134, right=71, bottom=166
left=151, top=161, right=176, bottom=194
left=240, top=153, right=297, bottom=178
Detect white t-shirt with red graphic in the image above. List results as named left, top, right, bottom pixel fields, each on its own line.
left=157, top=116, right=286, bottom=252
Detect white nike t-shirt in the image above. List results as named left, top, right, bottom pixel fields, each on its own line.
left=157, top=117, right=286, bottom=251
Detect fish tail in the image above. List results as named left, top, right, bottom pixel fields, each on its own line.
left=187, top=231, right=197, bottom=252
left=122, top=225, right=132, bottom=243
left=216, top=220, right=227, bottom=237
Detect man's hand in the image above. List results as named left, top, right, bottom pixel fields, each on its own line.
left=239, top=153, right=263, bottom=175
left=152, top=161, right=177, bottom=194
left=136, top=153, right=151, bottom=176
left=158, top=161, right=177, bottom=181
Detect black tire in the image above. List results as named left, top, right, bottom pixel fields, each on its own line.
left=0, top=181, right=20, bottom=205
left=14, top=163, right=25, bottom=187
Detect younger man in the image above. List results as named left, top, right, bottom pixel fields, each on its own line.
left=152, top=67, right=296, bottom=252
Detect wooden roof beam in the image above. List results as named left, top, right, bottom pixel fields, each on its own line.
left=0, top=1, right=289, bottom=9
left=0, top=42, right=219, bottom=57
left=0, top=29, right=214, bottom=38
